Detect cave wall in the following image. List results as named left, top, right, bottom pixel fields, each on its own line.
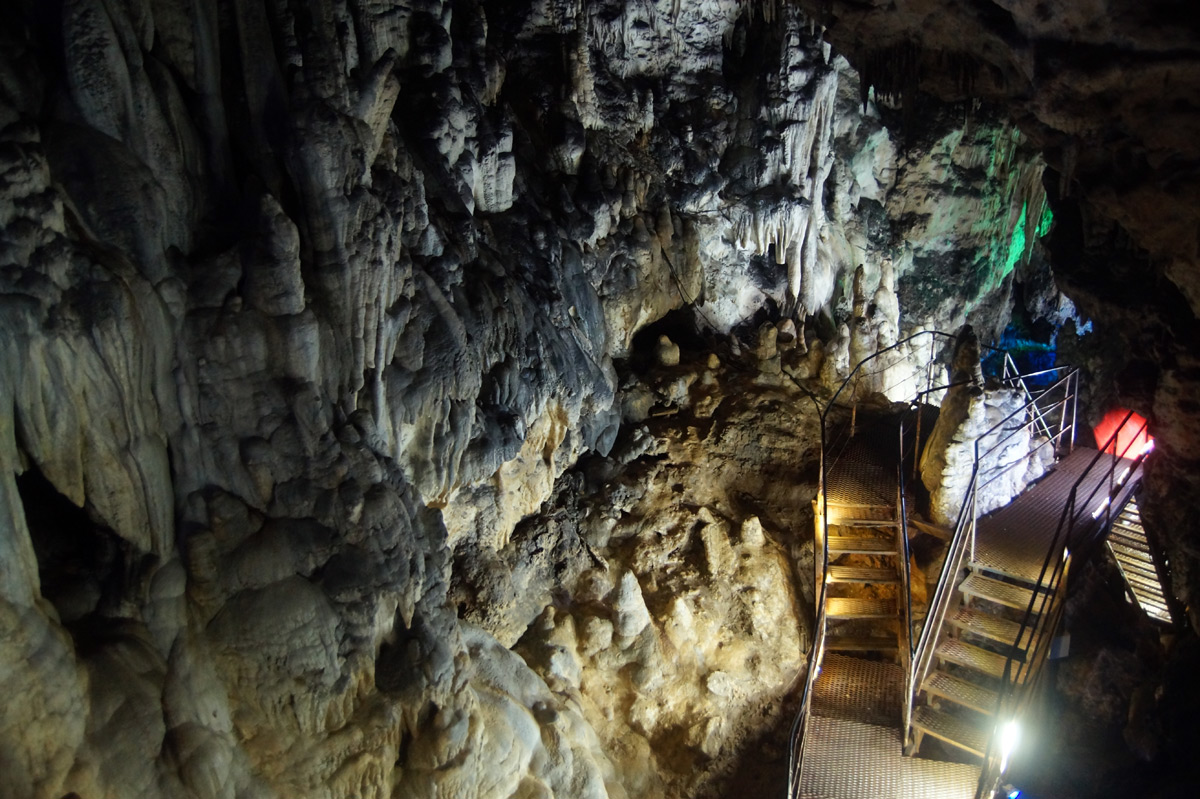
left=0, top=2, right=1064, bottom=798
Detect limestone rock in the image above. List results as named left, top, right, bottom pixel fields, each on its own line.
left=613, top=571, right=652, bottom=639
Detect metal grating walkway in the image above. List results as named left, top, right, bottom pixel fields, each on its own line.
left=801, top=654, right=979, bottom=799
left=973, top=447, right=1141, bottom=583
left=800, top=716, right=980, bottom=799
left=825, top=425, right=899, bottom=511
left=812, top=654, right=903, bottom=727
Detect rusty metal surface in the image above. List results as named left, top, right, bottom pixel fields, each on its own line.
left=973, top=447, right=1141, bottom=584
left=800, top=716, right=980, bottom=799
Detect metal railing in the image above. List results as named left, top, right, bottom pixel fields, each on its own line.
left=788, top=330, right=1075, bottom=798
left=905, top=366, right=1080, bottom=749
left=897, top=417, right=917, bottom=736
left=789, top=330, right=1051, bottom=795
left=972, top=411, right=1151, bottom=799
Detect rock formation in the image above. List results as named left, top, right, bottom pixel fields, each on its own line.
left=2, top=1, right=1195, bottom=798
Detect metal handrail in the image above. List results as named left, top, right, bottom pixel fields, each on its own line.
left=905, top=366, right=1080, bottom=751
left=898, top=418, right=916, bottom=735
left=787, top=500, right=831, bottom=799
left=972, top=411, right=1151, bottom=798
left=791, top=329, right=1071, bottom=796
left=907, top=464, right=979, bottom=745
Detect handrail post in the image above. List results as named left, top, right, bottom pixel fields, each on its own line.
left=1069, top=370, right=1078, bottom=453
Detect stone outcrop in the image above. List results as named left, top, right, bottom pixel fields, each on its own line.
left=920, top=327, right=1053, bottom=527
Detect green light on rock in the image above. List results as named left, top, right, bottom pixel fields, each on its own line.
left=1036, top=203, right=1053, bottom=238
left=1002, top=202, right=1028, bottom=279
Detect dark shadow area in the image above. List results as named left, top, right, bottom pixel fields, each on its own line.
left=17, top=462, right=130, bottom=624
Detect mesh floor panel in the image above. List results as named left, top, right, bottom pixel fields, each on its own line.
left=812, top=654, right=903, bottom=728
left=973, top=448, right=1140, bottom=584
left=800, top=716, right=981, bottom=799
left=825, top=417, right=901, bottom=511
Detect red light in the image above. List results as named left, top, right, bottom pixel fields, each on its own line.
left=1092, top=408, right=1153, bottom=457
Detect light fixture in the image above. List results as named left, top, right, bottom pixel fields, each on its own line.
left=1092, top=497, right=1110, bottom=519
left=999, top=720, right=1020, bottom=773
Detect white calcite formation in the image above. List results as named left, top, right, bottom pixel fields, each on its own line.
left=920, top=330, right=1054, bottom=527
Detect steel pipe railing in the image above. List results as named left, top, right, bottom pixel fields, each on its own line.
left=790, top=329, right=1080, bottom=798
left=972, top=411, right=1151, bottom=799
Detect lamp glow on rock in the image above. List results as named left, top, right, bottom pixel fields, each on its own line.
left=999, top=720, right=1021, bottom=774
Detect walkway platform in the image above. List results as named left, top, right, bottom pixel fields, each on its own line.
left=801, top=655, right=979, bottom=799
left=974, top=447, right=1141, bottom=583
left=825, top=419, right=901, bottom=513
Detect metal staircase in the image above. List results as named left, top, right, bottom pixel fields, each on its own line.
left=908, top=564, right=1050, bottom=760
left=1107, top=493, right=1174, bottom=624
left=819, top=427, right=911, bottom=659
left=788, top=331, right=1165, bottom=799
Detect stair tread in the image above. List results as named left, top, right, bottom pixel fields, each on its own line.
left=1109, top=542, right=1154, bottom=563
left=828, top=535, right=898, bottom=554
left=959, top=573, right=1038, bottom=610
left=937, top=638, right=1024, bottom=682
left=828, top=518, right=902, bottom=528
left=826, top=597, right=895, bottom=619
left=1112, top=557, right=1159, bottom=577
left=923, top=671, right=999, bottom=715
left=1108, top=531, right=1149, bottom=550
left=825, top=635, right=898, bottom=651
left=828, top=565, right=899, bottom=583
left=948, top=607, right=1034, bottom=652
left=1118, top=569, right=1165, bottom=591
left=1129, top=589, right=1168, bottom=610
left=913, top=706, right=989, bottom=757
left=1144, top=606, right=1174, bottom=623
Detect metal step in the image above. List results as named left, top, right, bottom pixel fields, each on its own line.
left=912, top=706, right=989, bottom=758
left=825, top=502, right=897, bottom=525
left=923, top=670, right=999, bottom=716
left=936, top=638, right=1025, bottom=683
left=827, top=517, right=902, bottom=528
left=1108, top=531, right=1150, bottom=551
left=959, top=573, right=1039, bottom=611
left=1109, top=541, right=1154, bottom=565
left=947, top=607, right=1034, bottom=654
left=828, top=535, right=898, bottom=555
left=1112, top=519, right=1146, bottom=536
left=1144, top=605, right=1174, bottom=623
left=828, top=565, right=899, bottom=584
left=1111, top=556, right=1159, bottom=579
left=1117, top=567, right=1165, bottom=593
left=826, top=597, right=895, bottom=619
left=825, top=635, right=898, bottom=652
left=1132, top=595, right=1170, bottom=614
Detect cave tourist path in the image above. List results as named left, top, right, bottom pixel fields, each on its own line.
left=799, top=441, right=1141, bottom=799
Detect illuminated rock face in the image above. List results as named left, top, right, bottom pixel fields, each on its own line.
left=2, top=1, right=1181, bottom=798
